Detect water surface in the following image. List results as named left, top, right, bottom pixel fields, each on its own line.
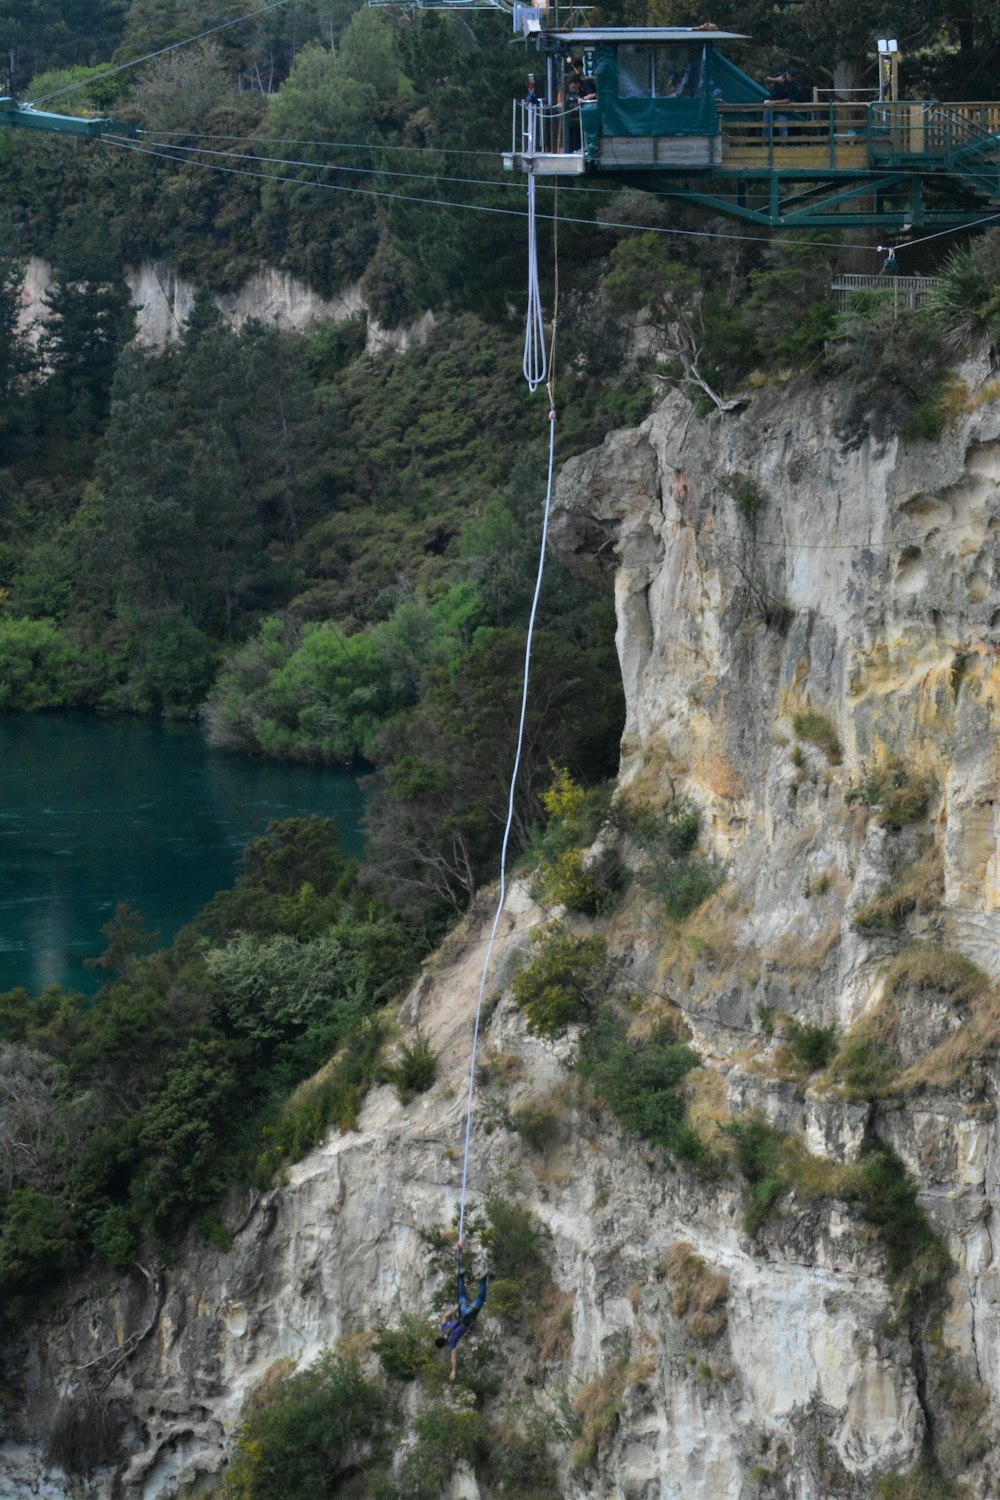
left=0, top=714, right=366, bottom=995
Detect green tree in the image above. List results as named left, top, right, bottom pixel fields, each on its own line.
left=0, top=616, right=77, bottom=709
left=0, top=254, right=34, bottom=432
left=0, top=0, right=128, bottom=94
left=38, top=220, right=135, bottom=447
left=366, top=626, right=623, bottom=915
left=131, top=1037, right=239, bottom=1234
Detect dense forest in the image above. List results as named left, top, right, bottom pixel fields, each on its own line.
left=2, top=0, right=1000, bottom=1472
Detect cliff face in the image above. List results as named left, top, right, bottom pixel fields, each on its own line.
left=18, top=258, right=432, bottom=353
left=5, top=369, right=1000, bottom=1499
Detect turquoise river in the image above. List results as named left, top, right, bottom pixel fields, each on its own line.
left=0, top=714, right=366, bottom=996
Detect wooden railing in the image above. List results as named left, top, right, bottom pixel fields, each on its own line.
left=717, top=102, right=869, bottom=169
left=718, top=99, right=1000, bottom=170
left=831, top=273, right=940, bottom=312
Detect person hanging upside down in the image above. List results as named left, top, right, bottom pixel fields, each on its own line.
left=435, top=1242, right=491, bottom=1380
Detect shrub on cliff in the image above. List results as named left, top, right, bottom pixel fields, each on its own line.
left=577, top=1014, right=701, bottom=1162
left=845, top=754, right=936, bottom=829
left=510, top=927, right=607, bottom=1036
left=218, top=1353, right=390, bottom=1499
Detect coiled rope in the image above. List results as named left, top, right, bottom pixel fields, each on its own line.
left=457, top=166, right=557, bottom=1243
left=522, top=109, right=548, bottom=393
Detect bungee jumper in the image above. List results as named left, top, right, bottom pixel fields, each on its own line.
left=435, top=1242, right=492, bottom=1380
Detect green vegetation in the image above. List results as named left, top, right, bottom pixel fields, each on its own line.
left=218, top=1353, right=390, bottom=1500
left=782, top=1018, right=840, bottom=1074
left=616, top=796, right=722, bottom=920
left=792, top=708, right=843, bottom=765
left=530, top=769, right=613, bottom=915
left=389, top=1030, right=438, bottom=1105
left=846, top=754, right=936, bottom=829
left=577, top=1014, right=701, bottom=1163
left=509, top=926, right=607, bottom=1036
left=375, top=1313, right=441, bottom=1383
left=722, top=1116, right=949, bottom=1308
left=0, top=817, right=418, bottom=1309
left=853, top=843, right=943, bottom=932
left=722, top=1117, right=787, bottom=1236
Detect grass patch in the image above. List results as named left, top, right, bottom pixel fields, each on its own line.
left=828, top=999, right=902, bottom=1099
left=846, top=754, right=936, bottom=830
left=389, top=1028, right=437, bottom=1104
left=719, top=1120, right=948, bottom=1307
left=827, top=945, right=988, bottom=1100
left=894, top=949, right=999, bottom=1092
left=572, top=1347, right=656, bottom=1467
left=662, top=1242, right=729, bottom=1340
left=577, top=1012, right=701, bottom=1164
left=887, top=945, right=988, bottom=1007
left=509, top=926, right=607, bottom=1037
left=853, top=843, right=944, bottom=932
left=874, top=1460, right=961, bottom=1500
left=793, top=708, right=843, bottom=765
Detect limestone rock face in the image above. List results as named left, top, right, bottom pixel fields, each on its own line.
left=4, top=373, right=1000, bottom=1499
left=17, top=258, right=432, bottom=353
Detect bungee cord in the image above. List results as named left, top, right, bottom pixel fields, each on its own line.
left=523, top=176, right=548, bottom=390
left=456, top=162, right=560, bottom=1241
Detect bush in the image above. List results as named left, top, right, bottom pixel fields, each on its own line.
left=792, top=708, right=843, bottom=765
left=375, top=1312, right=440, bottom=1382
left=391, top=1029, right=437, bottom=1104
left=925, top=229, right=1000, bottom=352
left=577, top=1014, right=700, bottom=1162
left=784, top=1019, right=839, bottom=1073
left=509, top=927, right=606, bottom=1036
left=218, top=1353, right=389, bottom=1500
left=844, top=1144, right=950, bottom=1304
left=478, top=1417, right=561, bottom=1499
left=0, top=1188, right=80, bottom=1300
left=721, top=1117, right=786, bottom=1236
left=483, top=1194, right=552, bottom=1284
left=531, top=770, right=613, bottom=915
left=617, top=796, right=722, bottom=919
left=392, top=1399, right=482, bottom=1500
left=510, top=1098, right=564, bottom=1153
left=255, top=1016, right=386, bottom=1181
left=0, top=617, right=77, bottom=709
left=846, top=754, right=935, bottom=829
left=536, top=848, right=606, bottom=915
left=92, top=1205, right=137, bottom=1269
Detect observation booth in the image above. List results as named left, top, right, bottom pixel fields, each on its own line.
left=503, top=27, right=765, bottom=175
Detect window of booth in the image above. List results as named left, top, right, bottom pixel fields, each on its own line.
left=618, top=43, right=705, bottom=99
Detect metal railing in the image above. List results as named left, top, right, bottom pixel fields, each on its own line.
left=512, top=96, right=584, bottom=160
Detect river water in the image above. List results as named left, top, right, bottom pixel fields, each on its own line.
left=0, top=714, right=367, bottom=996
